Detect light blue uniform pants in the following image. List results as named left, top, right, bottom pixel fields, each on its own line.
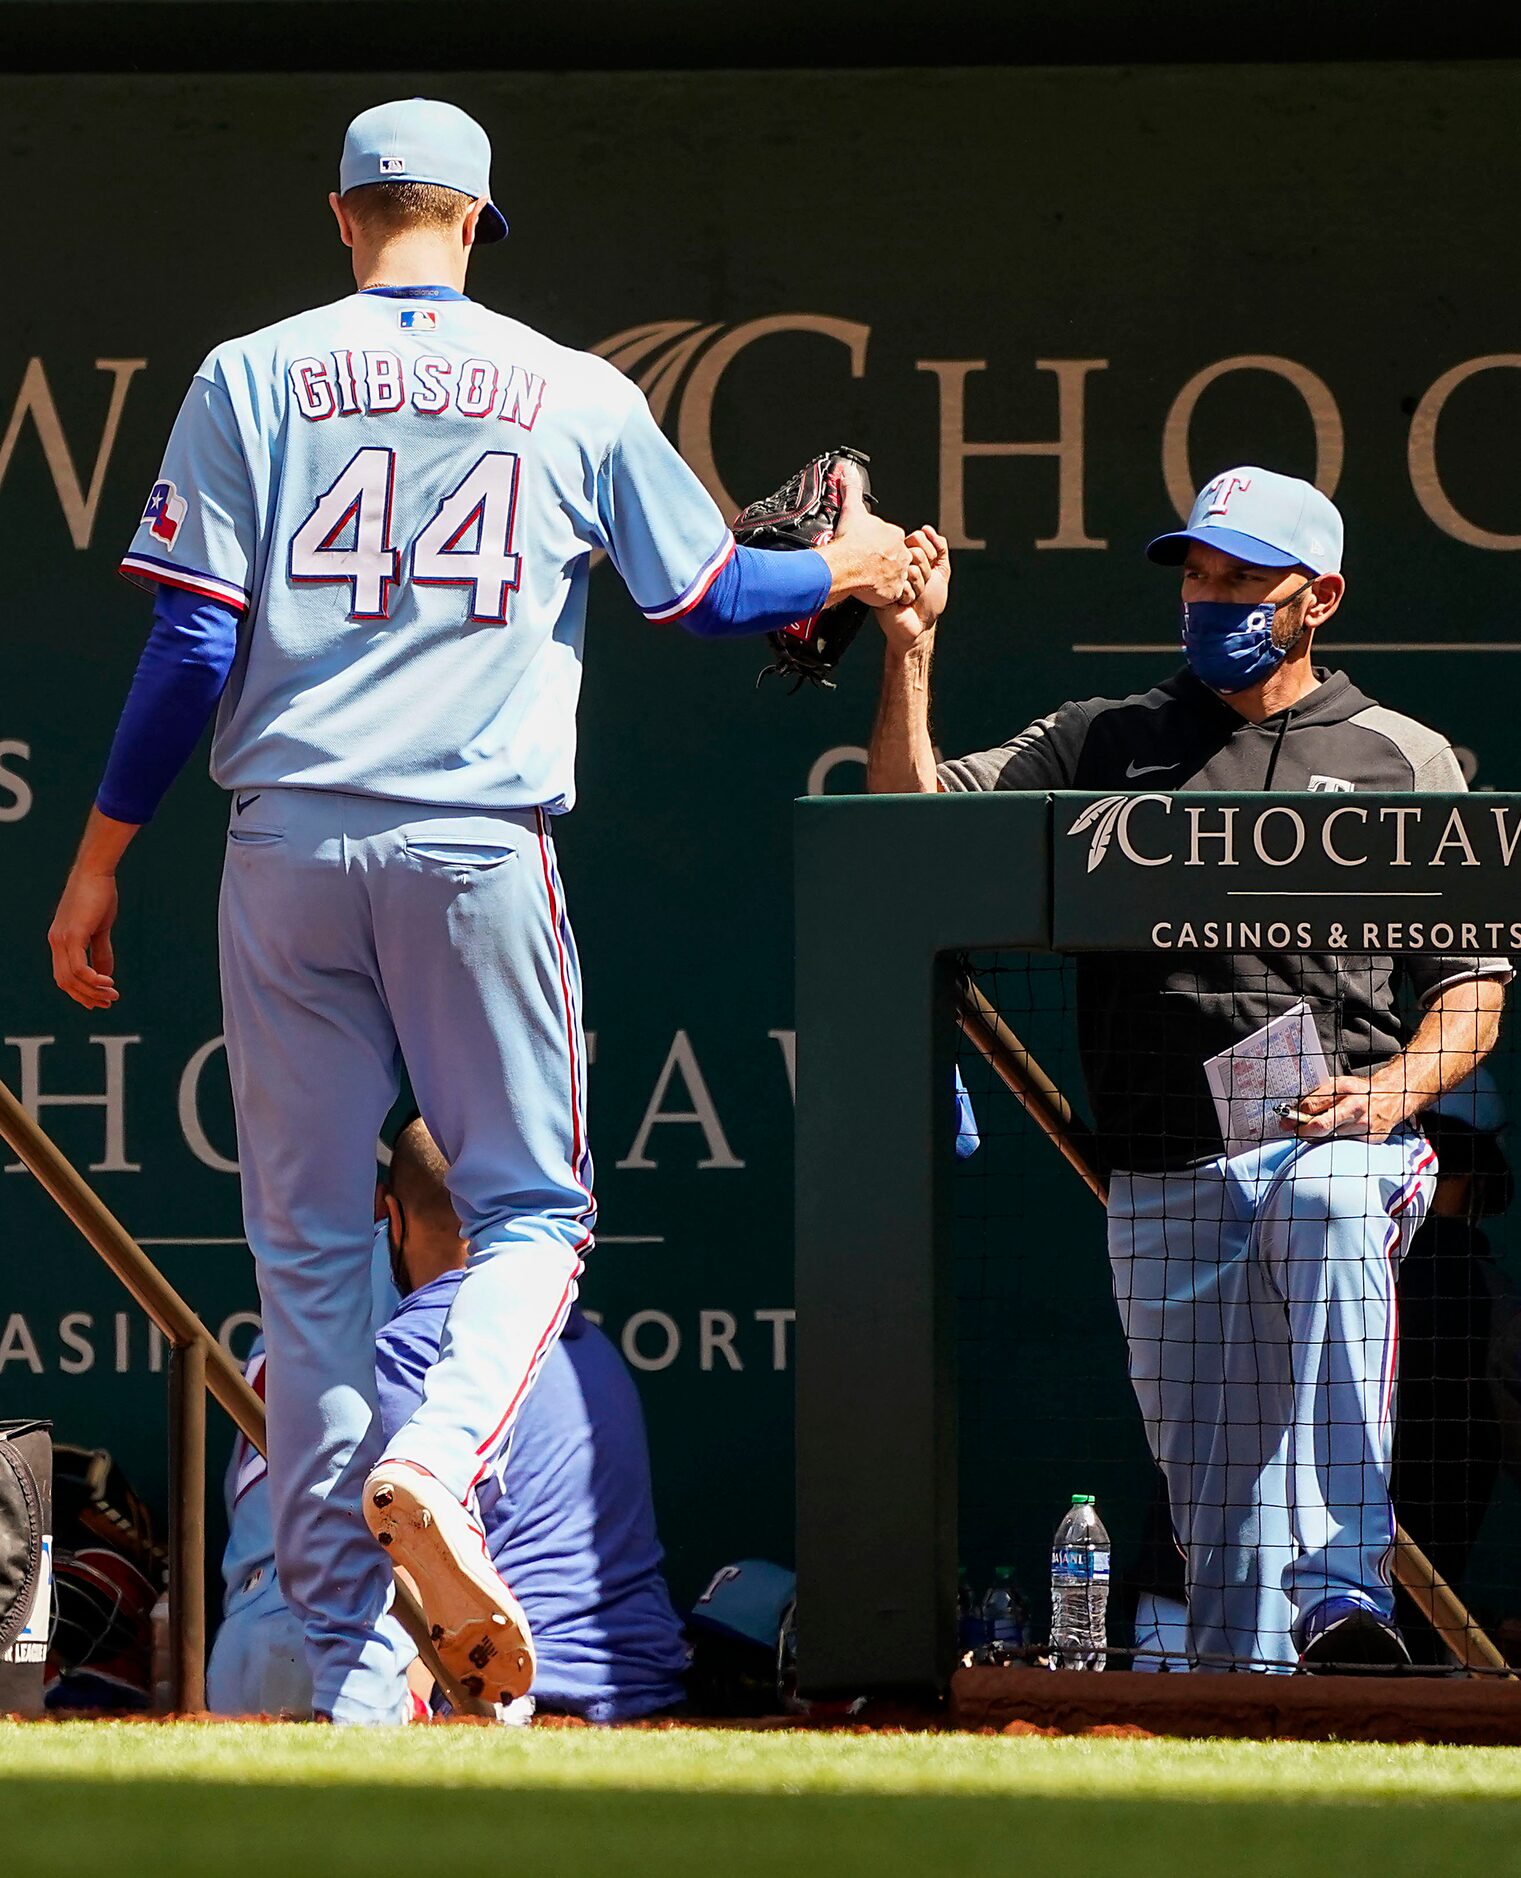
left=206, top=1572, right=314, bottom=1718
left=1108, top=1130, right=1434, bottom=1671
left=219, top=788, right=593, bottom=1724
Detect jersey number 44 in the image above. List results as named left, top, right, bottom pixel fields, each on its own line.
left=288, top=445, right=523, bottom=624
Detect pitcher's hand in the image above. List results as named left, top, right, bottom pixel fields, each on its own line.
left=819, top=460, right=911, bottom=606
left=50, top=867, right=121, bottom=1009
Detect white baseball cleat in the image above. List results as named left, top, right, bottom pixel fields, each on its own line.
left=363, top=1458, right=535, bottom=1706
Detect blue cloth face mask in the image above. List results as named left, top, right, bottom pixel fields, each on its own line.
left=1181, top=578, right=1314, bottom=695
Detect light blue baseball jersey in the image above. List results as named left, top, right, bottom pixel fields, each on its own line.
left=121, top=288, right=735, bottom=813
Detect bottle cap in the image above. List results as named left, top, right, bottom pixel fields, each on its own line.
left=1071, top=1494, right=1095, bottom=1505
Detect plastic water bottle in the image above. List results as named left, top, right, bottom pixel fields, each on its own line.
left=957, top=1565, right=986, bottom=1662
left=1049, top=1495, right=1110, bottom=1671
left=978, top=1565, right=1028, bottom=1665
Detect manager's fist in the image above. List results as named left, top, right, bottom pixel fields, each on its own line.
left=875, top=526, right=951, bottom=655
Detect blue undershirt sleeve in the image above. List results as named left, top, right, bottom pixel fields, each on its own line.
left=94, top=586, right=240, bottom=825
left=374, top=1325, right=428, bottom=1447
left=679, top=543, right=832, bottom=639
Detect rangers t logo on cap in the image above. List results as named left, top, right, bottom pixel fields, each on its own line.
left=1146, top=464, right=1344, bottom=575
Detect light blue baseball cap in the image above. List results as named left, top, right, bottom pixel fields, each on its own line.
left=1147, top=466, right=1343, bottom=575
left=339, top=98, right=508, bottom=243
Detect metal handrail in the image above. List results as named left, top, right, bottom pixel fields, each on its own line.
left=0, top=1075, right=480, bottom=1714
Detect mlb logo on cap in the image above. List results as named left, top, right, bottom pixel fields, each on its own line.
left=339, top=97, right=508, bottom=243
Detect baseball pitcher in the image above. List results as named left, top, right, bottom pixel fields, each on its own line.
left=49, top=97, right=914, bottom=1722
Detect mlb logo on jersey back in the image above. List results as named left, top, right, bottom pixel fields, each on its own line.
left=142, top=479, right=187, bottom=549
left=400, top=309, right=438, bottom=331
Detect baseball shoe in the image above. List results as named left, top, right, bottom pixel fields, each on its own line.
left=1298, top=1606, right=1411, bottom=1675
left=363, top=1459, right=535, bottom=1706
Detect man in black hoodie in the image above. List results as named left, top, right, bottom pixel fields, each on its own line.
left=867, top=468, right=1508, bottom=1674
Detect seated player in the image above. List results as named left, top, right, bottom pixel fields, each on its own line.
left=866, top=470, right=1508, bottom=1673
left=208, top=1116, right=688, bottom=1721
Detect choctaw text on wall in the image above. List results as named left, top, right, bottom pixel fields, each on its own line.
left=4, top=348, right=1518, bottom=558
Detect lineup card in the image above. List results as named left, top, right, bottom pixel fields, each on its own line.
left=1204, top=1000, right=1330, bottom=1160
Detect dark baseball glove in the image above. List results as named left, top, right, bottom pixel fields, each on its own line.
left=734, top=447, right=874, bottom=690
left=51, top=1444, right=163, bottom=1586
left=45, top=1445, right=163, bottom=1710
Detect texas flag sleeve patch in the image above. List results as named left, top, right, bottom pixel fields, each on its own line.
left=141, top=479, right=188, bottom=549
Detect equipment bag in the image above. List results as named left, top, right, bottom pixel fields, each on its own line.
left=0, top=1420, right=53, bottom=1716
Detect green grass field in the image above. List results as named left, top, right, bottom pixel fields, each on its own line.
left=6, top=1723, right=1521, bottom=1878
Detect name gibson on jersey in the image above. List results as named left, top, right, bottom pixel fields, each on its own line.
left=288, top=351, right=546, bottom=428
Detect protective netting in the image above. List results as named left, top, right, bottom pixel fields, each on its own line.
left=954, top=950, right=1520, bottom=1676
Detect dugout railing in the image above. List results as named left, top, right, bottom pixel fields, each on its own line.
left=0, top=1083, right=480, bottom=1715
left=794, top=790, right=1521, bottom=1700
